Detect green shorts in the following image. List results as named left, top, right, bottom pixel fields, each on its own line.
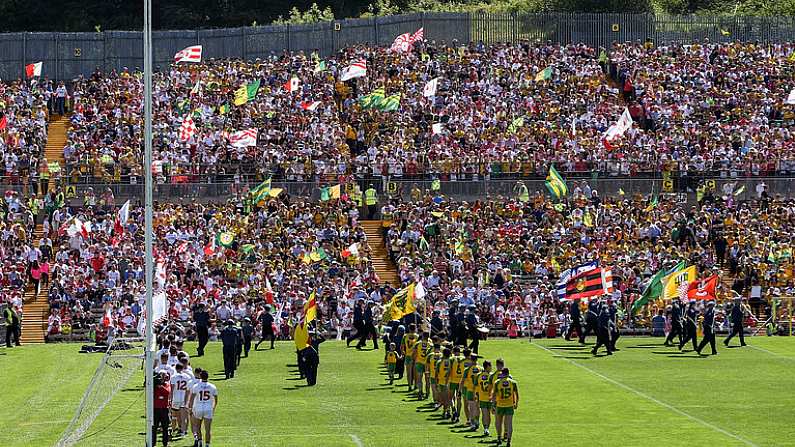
left=387, top=364, right=396, bottom=373
left=449, top=383, right=459, bottom=392
left=415, top=363, right=425, bottom=374
left=438, top=384, right=449, bottom=392
left=496, top=406, right=514, bottom=416
left=479, top=401, right=493, bottom=410
left=466, top=390, right=475, bottom=401
left=430, top=378, right=437, bottom=385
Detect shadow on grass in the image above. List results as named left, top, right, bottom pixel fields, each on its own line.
left=464, top=433, right=490, bottom=439
left=625, top=345, right=662, bottom=349
left=667, top=354, right=704, bottom=358
left=286, top=377, right=305, bottom=381
left=549, top=346, right=589, bottom=351
left=282, top=384, right=310, bottom=391
left=121, top=386, right=144, bottom=392
left=561, top=355, right=594, bottom=360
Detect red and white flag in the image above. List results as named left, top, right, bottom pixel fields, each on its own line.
left=174, top=45, right=202, bottom=63
left=102, top=308, right=113, bottom=328
left=300, top=101, right=321, bottom=111
left=423, top=77, right=439, bottom=98
left=67, top=217, right=91, bottom=239
left=155, top=259, right=167, bottom=289
left=203, top=237, right=217, bottom=256
left=411, top=27, right=424, bottom=43
left=391, top=32, right=413, bottom=53
left=114, top=199, right=130, bottom=235
left=25, top=62, right=42, bottom=78
left=265, top=276, right=274, bottom=304
left=687, top=275, right=719, bottom=300
left=175, top=241, right=190, bottom=255
left=283, top=76, right=301, bottom=93
left=340, top=59, right=367, bottom=81
left=225, top=128, right=257, bottom=148
left=602, top=107, right=633, bottom=150
left=179, top=116, right=195, bottom=142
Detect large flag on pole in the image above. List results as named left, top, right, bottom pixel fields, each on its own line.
left=602, top=107, right=633, bottom=149
left=340, top=59, right=367, bottom=81
left=686, top=275, right=719, bottom=300
left=179, top=116, right=195, bottom=142
left=630, top=261, right=685, bottom=314
left=423, top=78, right=439, bottom=98
left=662, top=265, right=697, bottom=300
left=564, top=267, right=614, bottom=300
left=226, top=129, right=258, bottom=148
left=174, top=45, right=202, bottom=63
left=557, top=261, right=599, bottom=299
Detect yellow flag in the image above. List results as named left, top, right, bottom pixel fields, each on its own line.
left=234, top=85, right=248, bottom=106
left=294, top=321, right=309, bottom=350
left=329, top=184, right=341, bottom=199
left=269, top=188, right=283, bottom=197
left=304, top=291, right=317, bottom=324
left=662, top=265, right=697, bottom=300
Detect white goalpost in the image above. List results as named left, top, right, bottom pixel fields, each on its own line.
left=54, top=337, right=145, bottom=447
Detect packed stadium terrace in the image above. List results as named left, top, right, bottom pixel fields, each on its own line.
left=31, top=186, right=795, bottom=340
left=51, top=40, right=795, bottom=184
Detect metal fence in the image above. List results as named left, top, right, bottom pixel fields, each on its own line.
left=5, top=13, right=795, bottom=81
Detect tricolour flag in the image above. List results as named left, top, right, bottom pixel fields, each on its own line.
left=687, top=275, right=719, bottom=301
left=25, top=62, right=42, bottom=78
left=174, top=45, right=202, bottom=63
left=340, top=59, right=367, bottom=82
left=662, top=265, right=697, bottom=300
left=250, top=178, right=272, bottom=204
left=114, top=199, right=130, bottom=235
left=226, top=129, right=258, bottom=148
left=545, top=165, right=568, bottom=200
left=179, top=116, right=195, bottom=142
left=423, top=78, right=439, bottom=98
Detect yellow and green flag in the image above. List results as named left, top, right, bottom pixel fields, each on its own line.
left=545, top=165, right=567, bottom=200
left=250, top=177, right=272, bottom=203
left=359, top=88, right=385, bottom=109
left=234, top=79, right=261, bottom=106
left=379, top=93, right=401, bottom=112
left=662, top=265, right=697, bottom=300
left=535, top=66, right=552, bottom=82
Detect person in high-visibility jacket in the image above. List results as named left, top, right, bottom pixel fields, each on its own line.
left=365, top=184, right=378, bottom=219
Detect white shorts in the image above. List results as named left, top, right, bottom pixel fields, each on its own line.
left=192, top=406, right=213, bottom=420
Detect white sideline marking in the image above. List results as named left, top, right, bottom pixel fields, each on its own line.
left=748, top=344, right=795, bottom=361
left=350, top=434, right=364, bottom=447
left=532, top=343, right=758, bottom=447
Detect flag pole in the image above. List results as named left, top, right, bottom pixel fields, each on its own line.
left=143, top=0, right=155, bottom=444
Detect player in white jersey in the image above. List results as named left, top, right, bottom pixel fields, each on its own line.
left=189, top=370, right=217, bottom=447
left=169, top=363, right=191, bottom=437
left=155, top=352, right=176, bottom=378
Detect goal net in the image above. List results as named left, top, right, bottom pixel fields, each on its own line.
left=55, top=336, right=145, bottom=447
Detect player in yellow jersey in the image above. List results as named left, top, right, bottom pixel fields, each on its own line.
left=386, top=343, right=398, bottom=385
left=412, top=333, right=430, bottom=399
left=401, top=324, right=419, bottom=391
left=459, top=348, right=474, bottom=426
left=424, top=339, right=437, bottom=402
left=436, top=347, right=453, bottom=418
left=448, top=346, right=465, bottom=423
left=491, top=368, right=519, bottom=447
left=464, top=353, right=481, bottom=430
left=429, top=344, right=442, bottom=408
left=474, top=360, right=494, bottom=437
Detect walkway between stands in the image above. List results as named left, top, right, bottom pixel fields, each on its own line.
left=362, top=220, right=400, bottom=287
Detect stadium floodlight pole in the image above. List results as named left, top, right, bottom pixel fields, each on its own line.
left=143, top=0, right=154, bottom=444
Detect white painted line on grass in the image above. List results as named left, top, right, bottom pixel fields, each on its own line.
left=532, top=343, right=759, bottom=447
left=748, top=344, right=795, bottom=361
left=350, top=433, right=364, bottom=447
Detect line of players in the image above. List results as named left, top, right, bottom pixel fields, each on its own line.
left=565, top=295, right=743, bottom=355
left=383, top=324, right=520, bottom=447
left=153, top=343, right=218, bottom=447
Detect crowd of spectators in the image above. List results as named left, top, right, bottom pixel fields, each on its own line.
left=55, top=40, right=795, bottom=185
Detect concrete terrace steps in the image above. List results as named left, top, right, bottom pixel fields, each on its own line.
left=44, top=116, right=68, bottom=190
left=361, top=220, right=400, bottom=287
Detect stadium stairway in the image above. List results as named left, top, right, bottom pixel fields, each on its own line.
left=45, top=116, right=68, bottom=188
left=361, top=220, right=400, bottom=287
left=20, top=224, right=48, bottom=344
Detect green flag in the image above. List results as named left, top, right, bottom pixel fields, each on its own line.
left=630, top=261, right=685, bottom=315
left=241, top=244, right=255, bottom=254
left=314, top=60, right=327, bottom=73
left=431, top=179, right=441, bottom=191
left=359, top=88, right=385, bottom=110
left=216, top=232, right=235, bottom=248
left=535, top=66, right=552, bottom=82
left=218, top=103, right=230, bottom=115
left=320, top=186, right=330, bottom=202
left=508, top=116, right=524, bottom=134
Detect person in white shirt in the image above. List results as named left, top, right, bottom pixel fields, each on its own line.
left=155, top=352, right=176, bottom=378
left=189, top=370, right=218, bottom=447
left=169, top=363, right=192, bottom=437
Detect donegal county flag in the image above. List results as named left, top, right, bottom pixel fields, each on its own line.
left=387, top=283, right=416, bottom=321
left=303, top=291, right=317, bottom=324
left=508, top=116, right=524, bottom=134
left=379, top=93, right=401, bottom=112
left=535, top=66, right=552, bottom=82
left=329, top=184, right=341, bottom=199
left=662, top=264, right=696, bottom=300
left=359, top=88, right=385, bottom=109
left=216, top=232, right=235, bottom=248
left=314, top=60, right=327, bottom=73
left=630, top=264, right=676, bottom=315
left=218, top=103, right=230, bottom=115
left=250, top=178, right=272, bottom=203
left=545, top=165, right=568, bottom=200
left=234, top=79, right=261, bottom=106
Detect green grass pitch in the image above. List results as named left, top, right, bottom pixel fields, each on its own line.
left=4, top=337, right=795, bottom=446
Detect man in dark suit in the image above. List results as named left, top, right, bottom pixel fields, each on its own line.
left=193, top=303, right=210, bottom=356
left=724, top=297, right=747, bottom=347
left=679, top=300, right=699, bottom=351
left=255, top=305, right=276, bottom=350
left=347, top=299, right=365, bottom=347
left=664, top=299, right=684, bottom=347
left=697, top=301, right=718, bottom=355
left=565, top=298, right=582, bottom=342
left=357, top=302, right=378, bottom=350
left=581, top=298, right=599, bottom=343
left=591, top=304, right=613, bottom=356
